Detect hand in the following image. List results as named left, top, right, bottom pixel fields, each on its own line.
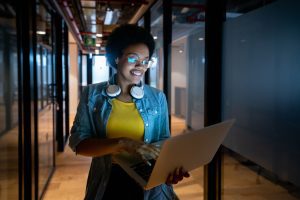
left=166, top=167, right=190, bottom=185
left=118, top=138, right=160, bottom=164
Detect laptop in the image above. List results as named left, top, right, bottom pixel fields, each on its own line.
left=113, top=119, right=235, bottom=190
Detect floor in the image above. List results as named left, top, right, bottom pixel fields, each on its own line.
left=42, top=116, right=299, bottom=200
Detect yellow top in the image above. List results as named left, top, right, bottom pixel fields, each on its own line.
left=106, top=98, right=144, bottom=141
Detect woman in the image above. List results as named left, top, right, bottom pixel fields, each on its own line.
left=69, top=24, right=189, bottom=200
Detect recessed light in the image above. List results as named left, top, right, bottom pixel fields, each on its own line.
left=37, top=31, right=46, bottom=35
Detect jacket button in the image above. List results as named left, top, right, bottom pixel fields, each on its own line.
left=139, top=108, right=143, bottom=112
left=145, top=138, right=149, bottom=142
left=145, top=123, right=149, bottom=127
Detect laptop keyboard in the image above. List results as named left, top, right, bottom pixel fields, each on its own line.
left=131, top=159, right=156, bottom=182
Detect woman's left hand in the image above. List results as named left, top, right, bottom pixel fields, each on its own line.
left=166, top=167, right=190, bottom=185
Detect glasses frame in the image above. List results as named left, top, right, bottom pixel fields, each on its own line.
left=125, top=53, right=153, bottom=69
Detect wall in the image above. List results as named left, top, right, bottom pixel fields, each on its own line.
left=187, top=30, right=205, bottom=130
left=68, top=32, right=79, bottom=116
left=171, top=37, right=187, bottom=115
left=222, top=0, right=300, bottom=186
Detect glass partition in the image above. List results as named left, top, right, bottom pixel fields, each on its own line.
left=92, top=55, right=109, bottom=84
left=36, top=1, right=55, bottom=198
left=0, top=1, right=18, bottom=199
left=222, top=0, right=300, bottom=199
left=170, top=1, right=205, bottom=199
left=150, top=0, right=164, bottom=90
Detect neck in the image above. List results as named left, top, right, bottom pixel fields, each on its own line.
left=116, top=75, right=135, bottom=95
left=117, top=94, right=133, bottom=103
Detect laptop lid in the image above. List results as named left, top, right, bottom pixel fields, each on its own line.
left=113, top=119, right=235, bottom=190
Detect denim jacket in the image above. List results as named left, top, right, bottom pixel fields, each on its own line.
left=69, top=80, right=175, bottom=200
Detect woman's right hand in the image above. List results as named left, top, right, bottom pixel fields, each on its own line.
left=118, top=137, right=160, bottom=165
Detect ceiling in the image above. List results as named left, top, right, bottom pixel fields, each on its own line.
left=52, top=0, right=276, bottom=54
left=53, top=0, right=155, bottom=54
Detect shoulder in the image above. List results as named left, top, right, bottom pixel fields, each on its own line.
left=83, top=82, right=107, bottom=96
left=143, top=85, right=166, bottom=103
left=81, top=82, right=107, bottom=101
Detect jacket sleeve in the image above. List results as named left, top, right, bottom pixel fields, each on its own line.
left=158, top=91, right=171, bottom=140
left=69, top=86, right=93, bottom=152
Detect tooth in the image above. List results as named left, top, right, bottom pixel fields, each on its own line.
left=132, top=70, right=142, bottom=75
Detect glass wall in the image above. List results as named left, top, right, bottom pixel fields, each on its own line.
left=170, top=1, right=205, bottom=199
left=81, top=55, right=87, bottom=87
left=0, top=1, right=18, bottom=199
left=36, top=1, right=55, bottom=198
left=150, top=0, right=164, bottom=90
left=92, top=55, right=109, bottom=84
left=222, top=0, right=300, bottom=199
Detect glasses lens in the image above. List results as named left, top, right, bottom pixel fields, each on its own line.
left=127, top=56, right=138, bottom=64
left=146, top=60, right=153, bottom=68
left=141, top=60, right=149, bottom=66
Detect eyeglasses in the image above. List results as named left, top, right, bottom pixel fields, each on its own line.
left=126, top=54, right=153, bottom=69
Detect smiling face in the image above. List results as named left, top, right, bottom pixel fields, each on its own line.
left=116, top=43, right=150, bottom=89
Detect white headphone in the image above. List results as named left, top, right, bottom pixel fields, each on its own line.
left=106, top=81, right=144, bottom=99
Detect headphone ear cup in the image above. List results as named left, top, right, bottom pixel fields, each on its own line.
left=106, top=84, right=121, bottom=97
left=130, top=85, right=144, bottom=99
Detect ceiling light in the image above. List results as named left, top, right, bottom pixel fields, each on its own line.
left=37, top=31, right=46, bottom=35
left=104, top=10, right=114, bottom=25
left=153, top=36, right=158, bottom=40
left=198, top=37, right=204, bottom=41
left=181, top=7, right=189, bottom=14
left=96, top=33, right=103, bottom=37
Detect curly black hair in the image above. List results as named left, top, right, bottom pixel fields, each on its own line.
left=105, top=24, right=155, bottom=69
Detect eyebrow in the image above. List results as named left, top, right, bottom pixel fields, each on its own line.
left=126, top=52, right=149, bottom=60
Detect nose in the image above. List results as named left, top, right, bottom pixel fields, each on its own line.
left=134, top=61, right=144, bottom=68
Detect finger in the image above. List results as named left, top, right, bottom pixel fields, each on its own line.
left=177, top=168, right=180, bottom=176
left=184, top=171, right=190, bottom=177
left=181, top=168, right=190, bottom=178
left=138, top=146, right=159, bottom=159
left=136, top=148, right=155, bottom=160
left=177, top=168, right=184, bottom=181
left=141, top=144, right=160, bottom=156
left=171, top=168, right=179, bottom=184
left=181, top=168, right=190, bottom=177
left=166, top=173, right=173, bottom=185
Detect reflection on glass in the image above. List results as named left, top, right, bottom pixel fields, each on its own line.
left=92, top=55, right=109, bottom=84
left=138, top=18, right=144, bottom=27
left=170, top=1, right=205, bottom=199
left=81, top=55, right=87, bottom=86
left=222, top=0, right=300, bottom=199
left=150, top=0, right=163, bottom=90
left=0, top=1, right=18, bottom=199
left=36, top=1, right=54, bottom=198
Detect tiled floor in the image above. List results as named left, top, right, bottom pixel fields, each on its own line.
left=42, top=116, right=299, bottom=200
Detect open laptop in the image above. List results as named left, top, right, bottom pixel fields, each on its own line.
left=113, top=119, right=235, bottom=190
